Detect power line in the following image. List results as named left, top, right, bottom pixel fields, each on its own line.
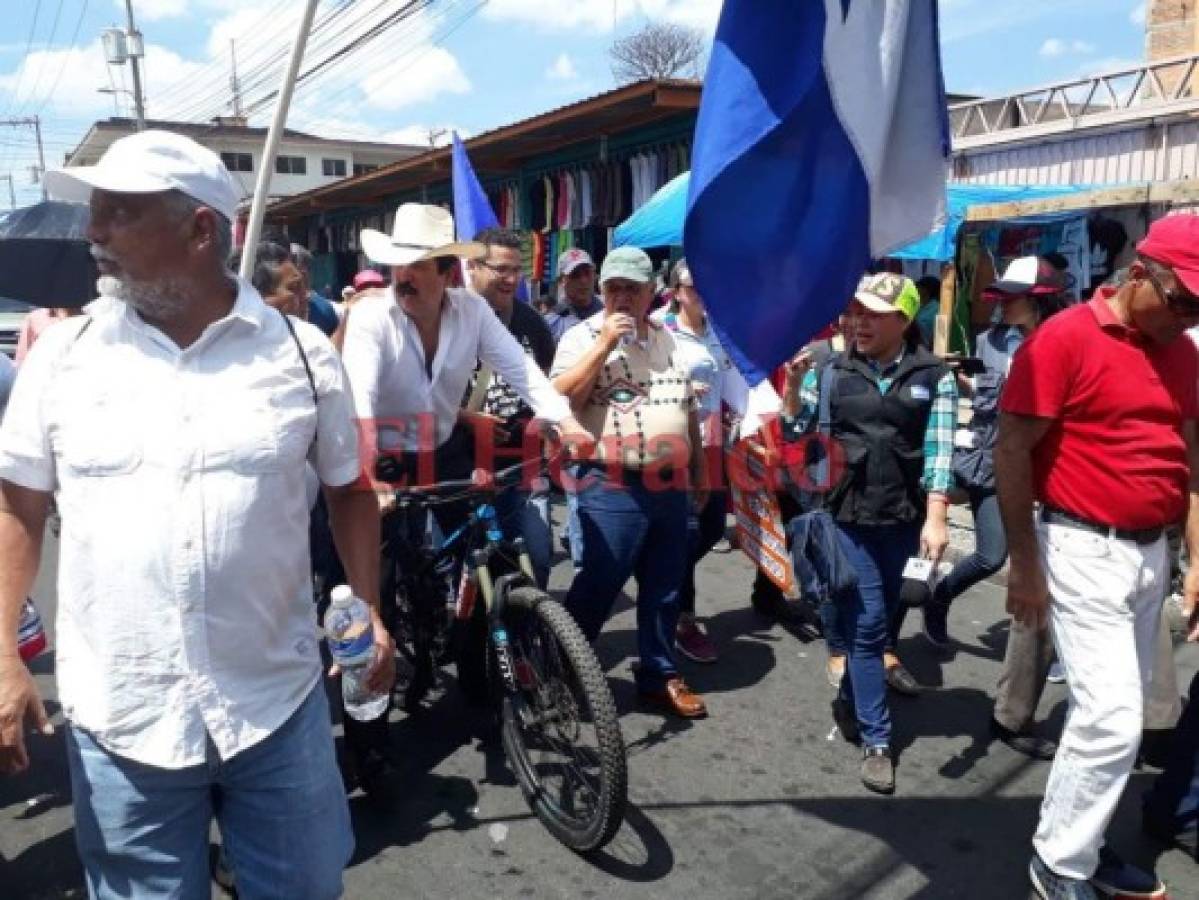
left=148, top=0, right=300, bottom=111
left=152, top=0, right=352, bottom=120
left=161, top=0, right=391, bottom=123
left=2, top=0, right=45, bottom=120
left=18, top=0, right=68, bottom=117
left=30, top=0, right=90, bottom=118
left=278, top=0, right=480, bottom=122
left=241, top=0, right=442, bottom=120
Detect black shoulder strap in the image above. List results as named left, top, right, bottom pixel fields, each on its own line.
left=816, top=359, right=839, bottom=437
left=70, top=317, right=94, bottom=346
left=278, top=310, right=318, bottom=407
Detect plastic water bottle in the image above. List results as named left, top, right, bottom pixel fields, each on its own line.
left=17, top=599, right=46, bottom=663
left=324, top=585, right=390, bottom=721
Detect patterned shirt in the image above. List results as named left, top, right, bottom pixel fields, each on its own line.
left=782, top=348, right=957, bottom=495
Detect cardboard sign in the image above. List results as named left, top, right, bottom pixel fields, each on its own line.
left=728, top=440, right=796, bottom=595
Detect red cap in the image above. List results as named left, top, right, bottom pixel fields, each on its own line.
left=352, top=269, right=386, bottom=291
left=1136, top=215, right=1199, bottom=295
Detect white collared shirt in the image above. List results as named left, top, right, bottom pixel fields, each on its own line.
left=341, top=286, right=571, bottom=452
left=0, top=280, right=362, bottom=768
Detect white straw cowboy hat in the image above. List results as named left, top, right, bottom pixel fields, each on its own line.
left=360, top=203, right=486, bottom=266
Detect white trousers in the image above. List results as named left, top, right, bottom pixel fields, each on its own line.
left=1032, top=521, right=1167, bottom=879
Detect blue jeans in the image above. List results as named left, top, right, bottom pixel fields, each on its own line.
left=565, top=490, right=584, bottom=568
left=495, top=485, right=552, bottom=589
left=680, top=489, right=726, bottom=616
left=565, top=464, right=688, bottom=692
left=66, top=684, right=352, bottom=900
left=934, top=488, right=1007, bottom=607
left=833, top=521, right=921, bottom=747
left=1144, top=669, right=1199, bottom=838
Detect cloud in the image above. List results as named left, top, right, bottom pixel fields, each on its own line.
left=545, top=53, right=578, bottom=81
left=358, top=46, right=471, bottom=111
left=1131, top=3, right=1146, bottom=25
left=1039, top=38, right=1096, bottom=57
left=483, top=0, right=720, bottom=34
left=117, top=0, right=189, bottom=21
left=0, top=38, right=206, bottom=121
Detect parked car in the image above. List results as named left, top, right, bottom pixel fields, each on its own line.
left=0, top=297, right=32, bottom=359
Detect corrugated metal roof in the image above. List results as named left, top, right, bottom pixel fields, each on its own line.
left=953, top=120, right=1199, bottom=186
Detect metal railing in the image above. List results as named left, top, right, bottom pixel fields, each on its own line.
left=949, top=54, right=1199, bottom=148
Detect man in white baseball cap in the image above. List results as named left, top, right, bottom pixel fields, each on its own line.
left=545, top=247, right=602, bottom=342
left=0, top=129, right=387, bottom=898
left=45, top=128, right=240, bottom=224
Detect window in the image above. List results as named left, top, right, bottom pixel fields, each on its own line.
left=322, top=158, right=347, bottom=177
left=353, top=163, right=377, bottom=177
left=275, top=155, right=307, bottom=175
left=220, top=152, right=253, bottom=173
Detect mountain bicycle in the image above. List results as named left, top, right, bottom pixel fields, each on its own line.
left=379, top=459, right=627, bottom=852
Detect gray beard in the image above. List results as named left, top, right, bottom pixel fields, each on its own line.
left=97, top=274, right=191, bottom=321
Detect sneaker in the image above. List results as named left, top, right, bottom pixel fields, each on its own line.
left=675, top=618, right=718, bottom=664
left=1047, top=661, right=1067, bottom=684
left=885, top=663, right=921, bottom=696
left=831, top=695, right=860, bottom=744
left=989, top=716, right=1058, bottom=761
left=1029, top=854, right=1098, bottom=900
left=922, top=600, right=951, bottom=649
left=860, top=746, right=894, bottom=794
left=1091, top=847, right=1168, bottom=898
left=826, top=654, right=846, bottom=688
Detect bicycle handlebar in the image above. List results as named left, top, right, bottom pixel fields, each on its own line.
left=391, top=457, right=549, bottom=506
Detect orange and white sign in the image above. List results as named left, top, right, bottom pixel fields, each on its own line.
left=728, top=440, right=796, bottom=595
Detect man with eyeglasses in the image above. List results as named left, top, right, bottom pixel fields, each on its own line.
left=997, top=215, right=1199, bottom=900
left=464, top=228, right=557, bottom=587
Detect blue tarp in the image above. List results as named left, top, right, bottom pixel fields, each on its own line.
left=614, top=176, right=1103, bottom=262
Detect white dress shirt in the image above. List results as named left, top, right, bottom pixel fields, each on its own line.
left=341, top=286, right=571, bottom=452
left=0, top=280, right=362, bottom=768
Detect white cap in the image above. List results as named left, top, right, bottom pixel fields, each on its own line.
left=329, top=585, right=354, bottom=606
left=44, top=130, right=240, bottom=223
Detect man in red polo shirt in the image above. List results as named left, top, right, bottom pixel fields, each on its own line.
left=996, top=215, right=1199, bottom=900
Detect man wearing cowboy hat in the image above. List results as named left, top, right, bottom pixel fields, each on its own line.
left=343, top=204, right=585, bottom=480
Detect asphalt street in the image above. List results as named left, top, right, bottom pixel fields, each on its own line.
left=2, top=514, right=1197, bottom=900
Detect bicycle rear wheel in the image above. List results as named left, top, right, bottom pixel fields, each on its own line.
left=499, top=587, right=627, bottom=852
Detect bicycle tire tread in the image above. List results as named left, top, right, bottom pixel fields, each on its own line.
left=501, top=587, right=628, bottom=852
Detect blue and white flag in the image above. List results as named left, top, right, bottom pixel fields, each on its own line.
left=451, top=131, right=498, bottom=241
left=685, top=0, right=949, bottom=384
left=451, top=131, right=531, bottom=301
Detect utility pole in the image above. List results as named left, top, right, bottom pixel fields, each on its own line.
left=0, top=175, right=15, bottom=209
left=0, top=117, right=47, bottom=200
left=122, top=0, right=147, bottom=130
left=230, top=40, right=243, bottom=120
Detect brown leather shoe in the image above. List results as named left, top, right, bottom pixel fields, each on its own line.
left=639, top=677, right=708, bottom=718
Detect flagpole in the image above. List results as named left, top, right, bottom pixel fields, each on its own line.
left=238, top=0, right=319, bottom=279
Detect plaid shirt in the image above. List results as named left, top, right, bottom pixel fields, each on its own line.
left=781, top=349, right=958, bottom=495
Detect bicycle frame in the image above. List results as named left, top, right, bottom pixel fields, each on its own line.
left=388, top=477, right=538, bottom=697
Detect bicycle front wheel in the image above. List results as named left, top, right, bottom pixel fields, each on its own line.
left=499, top=587, right=627, bottom=853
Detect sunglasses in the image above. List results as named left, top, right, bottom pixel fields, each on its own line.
left=1145, top=267, right=1199, bottom=318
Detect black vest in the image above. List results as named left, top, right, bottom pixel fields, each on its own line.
left=825, top=345, right=948, bottom=525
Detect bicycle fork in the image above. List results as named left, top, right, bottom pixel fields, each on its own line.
left=464, top=537, right=536, bottom=696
